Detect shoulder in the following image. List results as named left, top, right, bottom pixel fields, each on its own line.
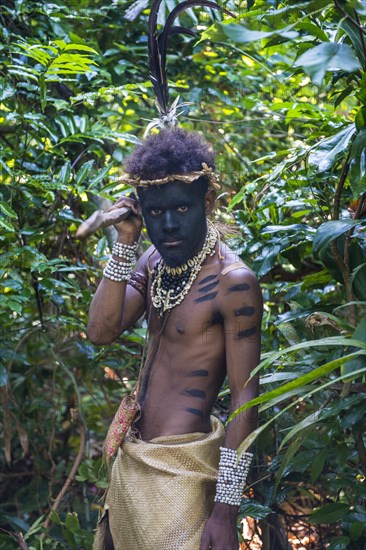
left=217, top=245, right=262, bottom=311
left=218, top=243, right=259, bottom=285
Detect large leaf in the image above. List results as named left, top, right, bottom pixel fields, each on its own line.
left=342, top=318, right=366, bottom=377
left=230, top=349, right=366, bottom=421
left=310, top=502, right=351, bottom=524
left=236, top=365, right=366, bottom=456
left=308, top=125, right=356, bottom=172
left=295, top=43, right=361, bottom=85
left=240, top=500, right=272, bottom=519
left=349, top=126, right=366, bottom=197
left=252, top=336, right=366, bottom=378
left=201, top=22, right=298, bottom=44
left=313, top=219, right=366, bottom=254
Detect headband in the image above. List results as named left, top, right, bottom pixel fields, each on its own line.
left=120, top=162, right=220, bottom=190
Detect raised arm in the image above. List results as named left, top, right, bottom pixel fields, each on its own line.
left=87, top=195, right=146, bottom=345
left=201, top=266, right=263, bottom=550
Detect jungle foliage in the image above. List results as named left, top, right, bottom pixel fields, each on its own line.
left=0, top=0, right=365, bottom=548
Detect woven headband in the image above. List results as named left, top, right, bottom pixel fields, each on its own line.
left=120, top=162, right=220, bottom=190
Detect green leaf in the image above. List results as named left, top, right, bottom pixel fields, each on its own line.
left=341, top=19, right=366, bottom=67
left=342, top=319, right=366, bottom=378
left=0, top=217, right=15, bottom=232
left=326, top=537, right=351, bottom=550
left=58, top=161, right=71, bottom=185
left=313, top=220, right=365, bottom=255
left=310, top=447, right=328, bottom=483
left=9, top=300, right=23, bottom=314
left=231, top=349, right=366, bottom=421
left=75, top=160, right=95, bottom=186
left=64, top=43, right=98, bottom=54
left=65, top=512, right=80, bottom=533
left=202, top=22, right=298, bottom=44
left=0, top=365, right=7, bottom=387
left=348, top=521, right=365, bottom=542
left=274, top=429, right=313, bottom=493
left=0, top=80, right=16, bottom=100
left=24, top=515, right=45, bottom=540
left=240, top=500, right=272, bottom=519
left=39, top=74, right=46, bottom=112
left=253, top=336, right=366, bottom=378
left=236, top=365, right=366, bottom=455
left=295, top=43, right=361, bottom=86
left=3, top=515, right=30, bottom=532
left=0, top=201, right=17, bottom=219
left=88, top=162, right=113, bottom=189
left=295, top=21, right=329, bottom=43
left=349, top=126, right=366, bottom=197
left=308, top=125, right=356, bottom=172
left=279, top=409, right=323, bottom=450
left=310, top=502, right=350, bottom=524
left=355, top=107, right=366, bottom=131
left=49, top=510, right=62, bottom=526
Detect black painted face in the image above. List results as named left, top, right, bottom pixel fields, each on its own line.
left=138, top=181, right=207, bottom=267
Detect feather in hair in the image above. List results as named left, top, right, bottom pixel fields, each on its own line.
left=148, top=0, right=234, bottom=127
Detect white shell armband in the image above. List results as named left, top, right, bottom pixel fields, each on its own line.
left=214, top=447, right=253, bottom=506
left=103, top=257, right=134, bottom=282
left=112, top=241, right=138, bottom=262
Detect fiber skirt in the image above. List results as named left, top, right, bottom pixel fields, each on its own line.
left=94, top=415, right=225, bottom=550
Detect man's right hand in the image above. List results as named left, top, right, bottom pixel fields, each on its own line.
left=108, top=194, right=143, bottom=244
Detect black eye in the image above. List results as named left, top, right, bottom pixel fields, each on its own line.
left=177, top=205, right=188, bottom=213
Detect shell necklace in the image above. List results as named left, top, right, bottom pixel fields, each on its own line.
left=150, top=223, right=218, bottom=317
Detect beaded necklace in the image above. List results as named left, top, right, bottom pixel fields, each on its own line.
left=150, top=223, right=218, bottom=317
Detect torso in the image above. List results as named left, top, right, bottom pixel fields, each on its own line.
left=135, top=244, right=246, bottom=440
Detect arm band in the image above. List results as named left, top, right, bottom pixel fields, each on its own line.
left=214, top=447, right=253, bottom=506
left=127, top=271, right=148, bottom=299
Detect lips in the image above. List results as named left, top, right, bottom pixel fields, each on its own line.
left=161, top=240, right=183, bottom=247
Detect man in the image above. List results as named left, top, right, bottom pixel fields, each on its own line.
left=88, top=127, right=262, bottom=550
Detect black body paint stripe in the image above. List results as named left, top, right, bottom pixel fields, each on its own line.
left=190, top=369, right=209, bottom=377
left=198, top=281, right=219, bottom=293
left=185, top=407, right=204, bottom=418
left=237, top=326, right=257, bottom=340
left=228, top=283, right=250, bottom=292
left=199, top=275, right=218, bottom=285
left=184, top=388, right=206, bottom=399
left=234, top=306, right=255, bottom=317
left=195, top=291, right=218, bottom=303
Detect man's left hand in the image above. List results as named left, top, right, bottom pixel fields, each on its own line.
left=200, top=505, right=239, bottom=550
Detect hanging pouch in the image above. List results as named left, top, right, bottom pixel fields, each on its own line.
left=103, top=395, right=141, bottom=461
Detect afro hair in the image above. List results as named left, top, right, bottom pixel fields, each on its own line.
left=124, top=128, right=215, bottom=181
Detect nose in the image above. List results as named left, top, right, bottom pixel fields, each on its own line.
left=162, top=210, right=179, bottom=234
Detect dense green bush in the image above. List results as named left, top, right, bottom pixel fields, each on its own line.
left=1, top=0, right=365, bottom=548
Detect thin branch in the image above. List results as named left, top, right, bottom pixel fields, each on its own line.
left=15, top=533, right=29, bottom=550
left=43, top=422, right=86, bottom=529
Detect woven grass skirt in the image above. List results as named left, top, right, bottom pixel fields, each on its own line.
left=93, top=415, right=225, bottom=550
